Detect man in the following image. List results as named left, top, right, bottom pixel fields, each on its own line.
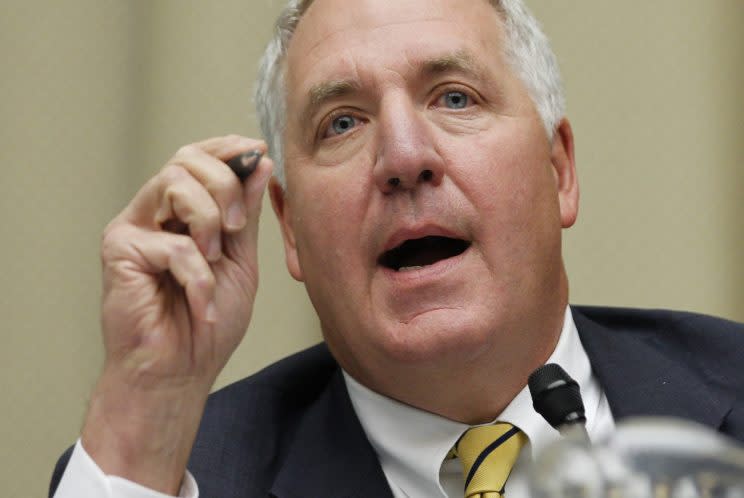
left=50, top=0, right=744, bottom=497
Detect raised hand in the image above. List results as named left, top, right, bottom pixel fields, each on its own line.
left=81, top=135, right=273, bottom=494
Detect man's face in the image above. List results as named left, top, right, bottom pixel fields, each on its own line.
left=272, top=0, right=578, bottom=384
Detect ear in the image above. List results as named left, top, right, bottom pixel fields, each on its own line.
left=269, top=178, right=304, bottom=282
left=551, top=118, right=579, bottom=228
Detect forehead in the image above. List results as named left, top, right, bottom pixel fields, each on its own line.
left=285, top=0, right=506, bottom=96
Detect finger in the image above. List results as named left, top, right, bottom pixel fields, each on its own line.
left=122, top=136, right=268, bottom=234
left=223, top=156, right=274, bottom=267
left=104, top=225, right=217, bottom=323
left=169, top=143, right=262, bottom=233
left=153, top=166, right=222, bottom=263
left=190, top=134, right=268, bottom=162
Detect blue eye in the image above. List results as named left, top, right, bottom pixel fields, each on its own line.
left=328, top=115, right=358, bottom=136
left=443, top=91, right=469, bottom=109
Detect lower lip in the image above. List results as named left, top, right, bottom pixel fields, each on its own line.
left=378, top=246, right=471, bottom=286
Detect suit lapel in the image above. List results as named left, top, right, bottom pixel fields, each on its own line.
left=573, top=306, right=731, bottom=429
left=270, top=369, right=394, bottom=498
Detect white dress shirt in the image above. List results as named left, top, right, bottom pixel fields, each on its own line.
left=53, top=306, right=614, bottom=498
left=52, top=439, right=198, bottom=498
left=344, top=306, right=616, bottom=498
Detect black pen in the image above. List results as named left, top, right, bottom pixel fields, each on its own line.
left=226, top=150, right=263, bottom=181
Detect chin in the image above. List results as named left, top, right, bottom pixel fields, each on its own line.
left=371, top=308, right=496, bottom=364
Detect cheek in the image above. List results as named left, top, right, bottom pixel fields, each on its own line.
left=288, top=158, right=375, bottom=274
left=450, top=123, right=559, bottom=250
left=452, top=126, right=551, bottom=207
left=314, top=126, right=371, bottom=167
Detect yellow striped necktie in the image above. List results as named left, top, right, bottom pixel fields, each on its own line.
left=451, top=423, right=527, bottom=498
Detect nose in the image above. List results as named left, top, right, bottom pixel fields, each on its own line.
left=373, top=98, right=445, bottom=194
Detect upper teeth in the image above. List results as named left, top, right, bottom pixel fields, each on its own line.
left=399, top=266, right=424, bottom=272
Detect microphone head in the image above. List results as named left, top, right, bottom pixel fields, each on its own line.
left=528, top=363, right=586, bottom=430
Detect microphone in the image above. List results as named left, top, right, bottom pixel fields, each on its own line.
left=528, top=363, right=590, bottom=444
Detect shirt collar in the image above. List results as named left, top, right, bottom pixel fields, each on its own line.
left=343, top=306, right=601, bottom=497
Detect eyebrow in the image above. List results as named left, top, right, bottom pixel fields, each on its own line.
left=298, top=50, right=487, bottom=125
left=421, top=50, right=484, bottom=80
left=299, top=80, right=360, bottom=127
left=309, top=80, right=359, bottom=109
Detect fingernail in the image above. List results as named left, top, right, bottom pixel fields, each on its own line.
left=208, top=237, right=221, bottom=262
left=227, top=203, right=246, bottom=229
left=205, top=301, right=218, bottom=323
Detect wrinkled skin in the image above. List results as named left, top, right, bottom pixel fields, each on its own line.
left=271, top=0, right=579, bottom=423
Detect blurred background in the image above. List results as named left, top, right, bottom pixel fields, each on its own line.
left=0, top=1, right=741, bottom=496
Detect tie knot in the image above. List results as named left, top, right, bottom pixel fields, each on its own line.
left=452, top=423, right=527, bottom=498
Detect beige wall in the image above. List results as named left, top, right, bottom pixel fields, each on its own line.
left=533, top=1, right=744, bottom=319
left=0, top=1, right=741, bottom=496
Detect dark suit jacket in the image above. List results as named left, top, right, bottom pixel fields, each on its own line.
left=50, top=306, right=744, bottom=498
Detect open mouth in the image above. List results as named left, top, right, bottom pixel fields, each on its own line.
left=377, top=236, right=471, bottom=272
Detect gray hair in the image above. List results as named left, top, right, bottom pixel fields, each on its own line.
left=254, top=0, right=565, bottom=187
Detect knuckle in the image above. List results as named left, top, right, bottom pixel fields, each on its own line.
left=202, top=203, right=221, bottom=227
left=160, top=164, right=187, bottom=184
left=176, top=143, right=200, bottom=158
left=100, top=224, right=136, bottom=272
left=189, top=204, right=221, bottom=235
left=100, top=222, right=125, bottom=254
left=162, top=181, right=185, bottom=203
left=172, top=236, right=197, bottom=256
left=198, top=270, right=216, bottom=290
left=209, top=174, right=237, bottom=199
